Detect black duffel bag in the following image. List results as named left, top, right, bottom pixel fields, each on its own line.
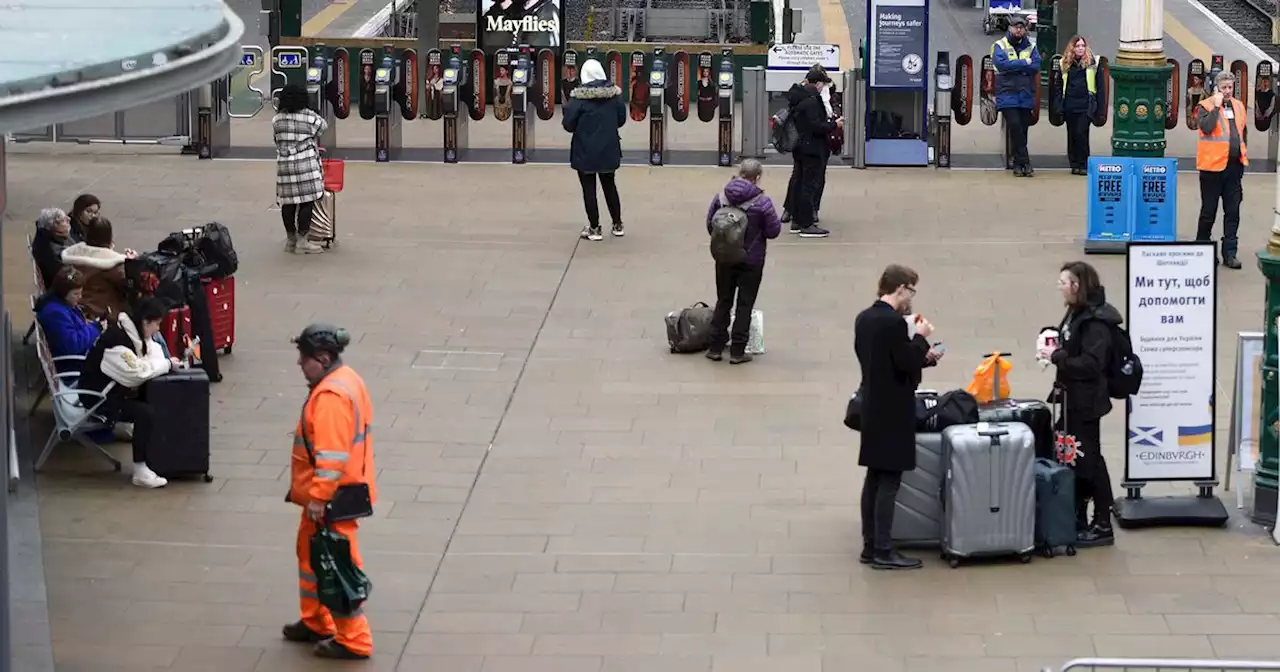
left=845, top=388, right=978, bottom=433
left=916, top=389, right=979, bottom=432
left=193, top=222, right=238, bottom=278
left=125, top=251, right=187, bottom=309
left=978, top=398, right=1055, bottom=459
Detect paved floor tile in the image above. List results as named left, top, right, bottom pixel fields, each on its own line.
left=5, top=149, right=1280, bottom=672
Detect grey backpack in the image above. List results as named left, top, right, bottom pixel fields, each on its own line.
left=709, top=191, right=761, bottom=265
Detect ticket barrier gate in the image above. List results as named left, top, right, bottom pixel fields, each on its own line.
left=841, top=59, right=867, bottom=168
left=933, top=51, right=954, bottom=169
left=307, top=52, right=338, bottom=149
left=196, top=69, right=233, bottom=159
left=739, top=66, right=768, bottom=160
left=649, top=51, right=669, bottom=165
left=441, top=48, right=469, bottom=164
left=717, top=49, right=735, bottom=167
left=372, top=47, right=418, bottom=162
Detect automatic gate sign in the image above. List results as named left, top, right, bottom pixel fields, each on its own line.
left=870, top=0, right=927, bottom=88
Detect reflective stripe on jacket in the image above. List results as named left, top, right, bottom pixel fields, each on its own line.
left=290, top=365, right=377, bottom=507
left=991, top=36, right=1039, bottom=110
left=1196, top=98, right=1249, bottom=172
left=1062, top=64, right=1096, bottom=94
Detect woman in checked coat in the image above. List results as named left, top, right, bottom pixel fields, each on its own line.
left=273, top=84, right=327, bottom=254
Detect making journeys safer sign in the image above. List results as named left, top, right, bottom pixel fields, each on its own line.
left=1126, top=242, right=1218, bottom=482
left=870, top=0, right=926, bottom=88
left=1086, top=157, right=1177, bottom=247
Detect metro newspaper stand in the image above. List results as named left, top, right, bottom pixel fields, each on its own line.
left=1084, top=157, right=1178, bottom=254
left=1117, top=241, right=1229, bottom=529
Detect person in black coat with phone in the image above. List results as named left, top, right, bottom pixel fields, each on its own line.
left=853, top=264, right=942, bottom=570
left=781, top=65, right=840, bottom=239
left=563, top=58, right=627, bottom=241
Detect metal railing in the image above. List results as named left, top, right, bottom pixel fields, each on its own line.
left=1053, top=659, right=1280, bottom=671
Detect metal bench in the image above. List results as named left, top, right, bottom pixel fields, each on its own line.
left=31, top=320, right=120, bottom=472
left=22, top=233, right=45, bottom=347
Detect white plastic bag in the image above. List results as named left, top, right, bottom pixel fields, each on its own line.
left=730, top=309, right=765, bottom=355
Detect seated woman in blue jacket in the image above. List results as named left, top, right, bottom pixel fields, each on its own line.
left=35, top=267, right=102, bottom=371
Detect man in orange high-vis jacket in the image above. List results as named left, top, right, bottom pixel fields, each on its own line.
left=282, top=323, right=378, bottom=660
left=1196, top=70, right=1248, bottom=270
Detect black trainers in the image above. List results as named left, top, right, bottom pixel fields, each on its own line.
left=872, top=550, right=923, bottom=570
left=859, top=547, right=874, bottom=565
left=612, top=222, right=625, bottom=237
left=1224, top=256, right=1242, bottom=270
left=796, top=226, right=829, bottom=239
left=1012, top=165, right=1026, bottom=177
left=314, top=638, right=369, bottom=660
left=729, top=352, right=753, bottom=365
left=781, top=210, right=792, bottom=223
left=1076, top=524, right=1115, bottom=548
left=580, top=226, right=603, bottom=241
left=705, top=349, right=723, bottom=362
left=282, top=620, right=330, bottom=643
left=1024, top=166, right=1035, bottom=177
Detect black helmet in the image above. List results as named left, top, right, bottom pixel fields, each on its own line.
left=293, top=323, right=350, bottom=357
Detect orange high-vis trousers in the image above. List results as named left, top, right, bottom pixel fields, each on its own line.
left=296, top=515, right=373, bottom=656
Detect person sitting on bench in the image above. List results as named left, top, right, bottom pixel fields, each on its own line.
left=35, top=267, right=102, bottom=371
left=60, top=216, right=136, bottom=320
left=77, top=298, right=182, bottom=489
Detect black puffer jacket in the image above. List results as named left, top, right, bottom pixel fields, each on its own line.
left=563, top=81, right=626, bottom=173
left=783, top=83, right=835, bottom=158
left=1051, top=289, right=1123, bottom=422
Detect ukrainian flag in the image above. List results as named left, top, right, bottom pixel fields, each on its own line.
left=1177, top=423, right=1213, bottom=446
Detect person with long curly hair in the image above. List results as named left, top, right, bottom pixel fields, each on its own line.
left=1061, top=35, right=1098, bottom=175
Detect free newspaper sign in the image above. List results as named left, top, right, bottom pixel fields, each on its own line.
left=767, top=43, right=840, bottom=72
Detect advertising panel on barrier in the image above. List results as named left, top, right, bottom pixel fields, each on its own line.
left=870, top=0, right=927, bottom=88
left=1228, top=331, right=1263, bottom=510
left=1125, top=242, right=1218, bottom=482
left=478, top=0, right=564, bottom=52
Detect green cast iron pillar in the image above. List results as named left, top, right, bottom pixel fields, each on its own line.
left=1109, top=0, right=1172, bottom=158
left=1110, top=62, right=1173, bottom=157
left=1254, top=244, right=1280, bottom=526
left=280, top=0, right=302, bottom=39
left=1037, top=0, right=1055, bottom=91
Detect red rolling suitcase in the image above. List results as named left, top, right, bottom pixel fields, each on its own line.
left=203, top=276, right=235, bottom=354
left=160, top=305, right=192, bottom=357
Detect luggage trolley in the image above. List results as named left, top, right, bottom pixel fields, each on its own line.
left=983, top=0, right=1037, bottom=35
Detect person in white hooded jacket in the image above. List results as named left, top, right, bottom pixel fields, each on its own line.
left=77, top=298, right=181, bottom=488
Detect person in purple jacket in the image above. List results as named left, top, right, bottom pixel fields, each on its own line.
left=35, top=267, right=103, bottom=372
left=704, top=159, right=782, bottom=364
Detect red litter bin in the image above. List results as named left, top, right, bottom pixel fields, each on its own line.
left=322, top=158, right=345, bottom=193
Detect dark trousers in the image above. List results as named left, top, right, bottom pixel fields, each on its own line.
left=282, top=200, right=315, bottom=237
left=577, top=171, right=622, bottom=228
left=708, top=262, right=763, bottom=355
left=860, top=468, right=903, bottom=553
left=1003, top=108, right=1032, bottom=169
left=788, top=153, right=824, bottom=227
left=1067, top=415, right=1114, bottom=527
left=784, top=159, right=826, bottom=215
left=107, top=397, right=154, bottom=464
left=1065, top=111, right=1091, bottom=170
left=1197, top=162, right=1244, bottom=259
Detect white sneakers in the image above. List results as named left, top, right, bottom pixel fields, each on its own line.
left=132, top=463, right=168, bottom=489
left=286, top=236, right=324, bottom=254
left=294, top=239, right=324, bottom=254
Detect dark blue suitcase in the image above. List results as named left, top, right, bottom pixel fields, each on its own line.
left=144, top=368, right=213, bottom=482
left=1034, top=458, right=1077, bottom=557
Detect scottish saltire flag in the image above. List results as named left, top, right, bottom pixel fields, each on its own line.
left=1128, top=426, right=1163, bottom=447
left=1177, top=423, right=1213, bottom=446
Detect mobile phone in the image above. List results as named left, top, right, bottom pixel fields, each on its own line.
left=933, top=342, right=946, bottom=353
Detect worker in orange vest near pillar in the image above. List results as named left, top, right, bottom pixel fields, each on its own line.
left=1196, top=70, right=1248, bottom=270
left=283, top=323, right=377, bottom=659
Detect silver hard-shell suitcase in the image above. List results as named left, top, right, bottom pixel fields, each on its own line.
left=892, top=433, right=945, bottom=547
left=940, top=422, right=1037, bottom=567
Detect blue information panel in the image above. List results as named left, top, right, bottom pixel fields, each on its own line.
left=1085, top=157, right=1177, bottom=250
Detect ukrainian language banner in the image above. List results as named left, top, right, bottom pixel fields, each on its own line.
left=1125, top=242, right=1218, bottom=481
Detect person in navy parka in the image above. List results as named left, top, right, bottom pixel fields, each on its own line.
left=990, top=15, right=1042, bottom=177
